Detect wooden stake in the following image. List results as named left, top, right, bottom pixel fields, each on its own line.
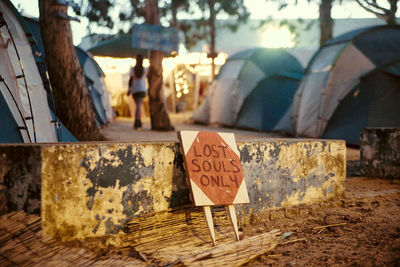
left=203, top=206, right=216, bottom=245
left=227, top=205, right=240, bottom=241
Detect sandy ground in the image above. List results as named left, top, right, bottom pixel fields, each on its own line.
left=243, top=177, right=400, bottom=266
left=100, top=113, right=287, bottom=142
left=100, top=114, right=400, bottom=266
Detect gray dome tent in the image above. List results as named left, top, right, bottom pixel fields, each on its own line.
left=323, top=60, right=400, bottom=144
left=292, top=25, right=400, bottom=144
left=192, top=48, right=304, bottom=131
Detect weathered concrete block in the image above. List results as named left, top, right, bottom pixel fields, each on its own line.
left=0, top=145, right=42, bottom=215
left=0, top=139, right=345, bottom=243
left=237, top=141, right=345, bottom=214
left=360, top=128, right=400, bottom=178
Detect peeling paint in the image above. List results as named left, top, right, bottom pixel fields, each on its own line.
left=40, top=143, right=184, bottom=242
left=254, top=178, right=262, bottom=191
left=140, top=146, right=155, bottom=167
left=41, top=144, right=128, bottom=241
left=276, top=142, right=321, bottom=182
left=1, top=138, right=345, bottom=244
left=236, top=140, right=345, bottom=214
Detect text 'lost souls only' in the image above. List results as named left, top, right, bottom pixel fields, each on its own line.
left=190, top=143, right=241, bottom=189
left=180, top=131, right=248, bottom=205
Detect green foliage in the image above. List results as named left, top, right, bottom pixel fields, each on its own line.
left=81, top=0, right=145, bottom=32
left=178, top=0, right=249, bottom=50
left=81, top=0, right=249, bottom=50
left=83, top=0, right=114, bottom=28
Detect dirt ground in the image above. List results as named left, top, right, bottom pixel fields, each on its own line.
left=100, top=114, right=400, bottom=266
left=243, top=177, right=400, bottom=267
left=99, top=113, right=286, bottom=142
left=101, top=115, right=400, bottom=266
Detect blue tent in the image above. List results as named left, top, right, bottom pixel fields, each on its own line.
left=75, top=47, right=108, bottom=125
left=292, top=25, right=400, bottom=144
left=0, top=93, right=24, bottom=143
left=192, top=48, right=304, bottom=131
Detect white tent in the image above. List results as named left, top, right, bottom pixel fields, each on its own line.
left=0, top=0, right=57, bottom=142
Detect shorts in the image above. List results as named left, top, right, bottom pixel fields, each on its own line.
left=132, top=91, right=146, bottom=99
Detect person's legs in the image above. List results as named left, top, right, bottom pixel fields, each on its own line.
left=133, top=96, right=144, bottom=129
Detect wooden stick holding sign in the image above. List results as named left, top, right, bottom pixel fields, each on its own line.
left=178, top=131, right=250, bottom=245
left=203, top=206, right=216, bottom=245
left=228, top=205, right=240, bottom=241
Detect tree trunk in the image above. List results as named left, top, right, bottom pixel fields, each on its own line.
left=386, top=0, right=398, bottom=25
left=39, top=0, right=104, bottom=141
left=145, top=0, right=173, bottom=130
left=319, top=0, right=333, bottom=46
left=208, top=0, right=216, bottom=80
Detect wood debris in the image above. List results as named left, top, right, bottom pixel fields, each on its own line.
left=0, top=211, right=145, bottom=266
left=313, top=222, right=347, bottom=230
left=125, top=206, right=280, bottom=266
left=1, top=208, right=280, bottom=266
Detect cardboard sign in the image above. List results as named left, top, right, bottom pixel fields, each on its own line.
left=179, top=131, right=249, bottom=206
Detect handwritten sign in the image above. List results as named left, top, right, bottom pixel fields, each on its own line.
left=132, top=23, right=179, bottom=53
left=179, top=131, right=249, bottom=206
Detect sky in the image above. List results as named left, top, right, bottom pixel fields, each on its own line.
left=10, top=0, right=377, bottom=45
left=244, top=0, right=375, bottom=20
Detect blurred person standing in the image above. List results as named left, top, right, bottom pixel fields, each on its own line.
left=127, top=54, right=147, bottom=130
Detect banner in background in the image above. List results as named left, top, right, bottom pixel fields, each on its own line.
left=133, top=24, right=179, bottom=53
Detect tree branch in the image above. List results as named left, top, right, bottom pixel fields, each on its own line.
left=360, top=0, right=389, bottom=13
left=355, top=0, right=387, bottom=19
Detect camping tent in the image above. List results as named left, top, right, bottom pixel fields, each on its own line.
left=76, top=47, right=114, bottom=125
left=292, top=25, right=400, bottom=144
left=0, top=0, right=58, bottom=143
left=0, top=0, right=77, bottom=143
left=19, top=15, right=77, bottom=142
left=322, top=60, right=400, bottom=144
left=23, top=17, right=114, bottom=126
left=192, top=48, right=304, bottom=131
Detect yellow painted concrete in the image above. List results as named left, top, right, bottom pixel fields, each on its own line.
left=41, top=143, right=177, bottom=244
left=40, top=139, right=346, bottom=244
